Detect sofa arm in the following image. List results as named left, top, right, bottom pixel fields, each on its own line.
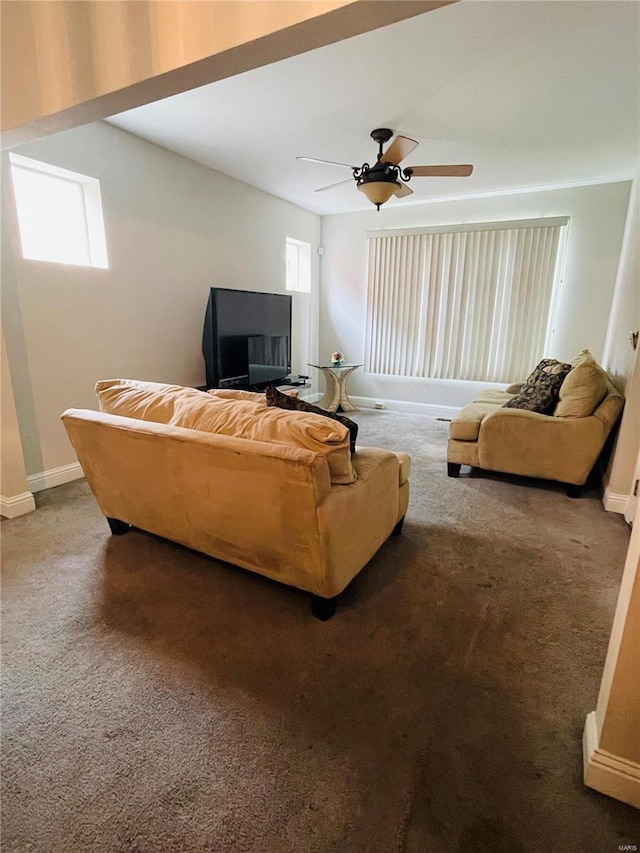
left=478, top=408, right=606, bottom=485
left=316, top=447, right=408, bottom=596
left=353, top=447, right=411, bottom=486
left=505, top=382, right=524, bottom=394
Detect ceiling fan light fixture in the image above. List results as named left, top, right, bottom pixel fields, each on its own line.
left=357, top=180, right=399, bottom=210
left=301, top=128, right=475, bottom=208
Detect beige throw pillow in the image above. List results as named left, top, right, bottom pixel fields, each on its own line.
left=554, top=353, right=608, bottom=418
left=570, top=349, right=595, bottom=368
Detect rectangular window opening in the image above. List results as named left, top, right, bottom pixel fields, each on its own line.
left=9, top=153, right=108, bottom=269
left=285, top=237, right=311, bottom=293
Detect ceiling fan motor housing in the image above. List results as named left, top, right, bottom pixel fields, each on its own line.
left=370, top=128, right=394, bottom=146
left=355, top=161, right=398, bottom=185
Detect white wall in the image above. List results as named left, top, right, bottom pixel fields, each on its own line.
left=1, top=121, right=321, bottom=479
left=602, top=178, right=640, bottom=504
left=0, top=328, right=35, bottom=517
left=319, top=182, right=631, bottom=408
left=602, top=177, right=639, bottom=390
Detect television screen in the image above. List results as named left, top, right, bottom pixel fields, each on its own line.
left=202, top=288, right=292, bottom=389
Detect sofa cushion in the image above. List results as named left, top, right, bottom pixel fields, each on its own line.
left=265, top=385, right=358, bottom=454
left=95, top=379, right=223, bottom=422
left=503, top=358, right=572, bottom=414
left=207, top=389, right=268, bottom=404
left=395, top=452, right=411, bottom=486
left=96, top=379, right=355, bottom=485
left=473, top=389, right=515, bottom=406
left=554, top=352, right=608, bottom=418
left=207, top=388, right=298, bottom=403
left=449, top=391, right=514, bottom=441
left=451, top=402, right=495, bottom=441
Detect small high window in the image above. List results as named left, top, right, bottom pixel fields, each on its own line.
left=9, top=153, right=108, bottom=269
left=285, top=237, right=311, bottom=293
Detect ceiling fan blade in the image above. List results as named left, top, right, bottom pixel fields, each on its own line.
left=393, top=183, right=414, bottom=198
left=297, top=156, right=357, bottom=170
left=314, top=178, right=354, bottom=193
left=380, top=135, right=418, bottom=165
left=407, top=164, right=474, bottom=177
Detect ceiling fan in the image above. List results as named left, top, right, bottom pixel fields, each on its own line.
left=297, top=128, right=473, bottom=210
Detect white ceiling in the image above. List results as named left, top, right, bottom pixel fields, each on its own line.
left=107, top=0, right=640, bottom=215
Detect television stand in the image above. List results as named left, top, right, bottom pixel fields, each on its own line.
left=199, top=379, right=309, bottom=393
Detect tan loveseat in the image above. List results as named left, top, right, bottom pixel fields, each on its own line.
left=61, top=380, right=410, bottom=619
left=447, top=351, right=624, bottom=496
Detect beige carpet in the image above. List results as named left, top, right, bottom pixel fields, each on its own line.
left=2, top=411, right=639, bottom=852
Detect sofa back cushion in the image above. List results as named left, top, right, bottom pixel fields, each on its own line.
left=207, top=388, right=298, bottom=403
left=191, top=402, right=355, bottom=484
left=207, top=388, right=267, bottom=404
left=95, top=379, right=355, bottom=484
left=265, top=386, right=358, bottom=453
left=554, top=350, right=609, bottom=418
left=95, top=379, right=222, bottom=422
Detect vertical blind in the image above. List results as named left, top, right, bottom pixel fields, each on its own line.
left=364, top=218, right=567, bottom=383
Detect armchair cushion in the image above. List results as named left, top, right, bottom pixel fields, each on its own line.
left=503, top=358, right=572, bottom=414
left=449, top=389, right=514, bottom=441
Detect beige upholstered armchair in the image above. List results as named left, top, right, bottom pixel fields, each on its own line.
left=447, top=351, right=624, bottom=497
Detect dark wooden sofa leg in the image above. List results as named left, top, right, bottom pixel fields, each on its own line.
left=311, top=594, right=339, bottom=621
left=567, top=484, right=583, bottom=499
left=106, top=517, right=131, bottom=535
left=392, top=515, right=405, bottom=536
left=447, top=462, right=461, bottom=478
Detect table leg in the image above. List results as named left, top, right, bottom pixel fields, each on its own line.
left=318, top=369, right=341, bottom=412
left=317, top=366, right=359, bottom=413
left=336, top=366, right=359, bottom=412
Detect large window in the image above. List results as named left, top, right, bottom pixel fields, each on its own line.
left=9, top=153, right=108, bottom=269
left=364, top=218, right=568, bottom=383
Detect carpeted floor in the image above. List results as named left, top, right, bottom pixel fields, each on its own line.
left=2, top=411, right=639, bottom=852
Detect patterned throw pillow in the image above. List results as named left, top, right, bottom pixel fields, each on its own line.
left=503, top=358, right=572, bottom=414
left=265, top=386, right=358, bottom=453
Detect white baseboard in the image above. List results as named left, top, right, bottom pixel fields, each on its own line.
left=583, top=711, right=640, bottom=809
left=0, top=491, right=36, bottom=519
left=27, top=462, right=84, bottom=493
left=298, top=393, right=460, bottom=419
left=603, top=487, right=629, bottom=515
left=351, top=396, right=461, bottom=419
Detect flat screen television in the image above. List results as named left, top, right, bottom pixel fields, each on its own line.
left=202, top=288, right=292, bottom=390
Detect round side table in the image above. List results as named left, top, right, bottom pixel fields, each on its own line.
left=308, top=364, right=362, bottom=412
